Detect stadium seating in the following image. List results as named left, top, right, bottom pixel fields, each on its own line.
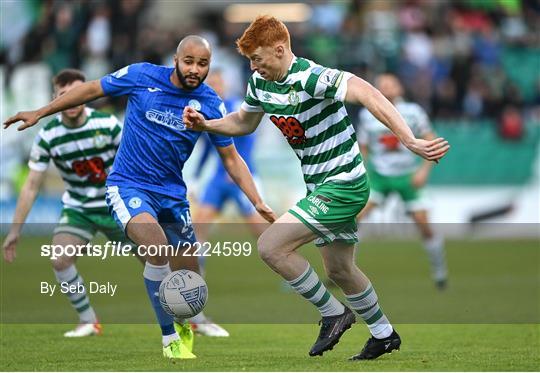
left=430, top=120, right=540, bottom=185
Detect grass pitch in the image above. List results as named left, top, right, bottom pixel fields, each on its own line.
left=1, top=234, right=538, bottom=371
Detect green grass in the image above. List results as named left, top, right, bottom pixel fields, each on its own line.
left=1, top=235, right=539, bottom=370
left=1, top=324, right=538, bottom=371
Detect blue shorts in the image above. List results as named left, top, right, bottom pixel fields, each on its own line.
left=200, top=177, right=255, bottom=216
left=105, top=184, right=196, bottom=246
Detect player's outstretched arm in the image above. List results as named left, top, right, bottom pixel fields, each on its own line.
left=2, top=170, right=46, bottom=263
left=3, top=80, right=105, bottom=131
left=183, top=107, right=263, bottom=137
left=345, top=77, right=449, bottom=162
left=412, top=132, right=437, bottom=188
left=216, top=144, right=277, bottom=223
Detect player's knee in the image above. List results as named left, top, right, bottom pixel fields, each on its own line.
left=257, top=235, right=279, bottom=265
left=50, top=255, right=74, bottom=271
left=256, top=236, right=272, bottom=263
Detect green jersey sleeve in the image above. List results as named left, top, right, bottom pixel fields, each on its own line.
left=304, top=66, right=353, bottom=102
left=28, top=130, right=51, bottom=172
left=240, top=75, right=264, bottom=112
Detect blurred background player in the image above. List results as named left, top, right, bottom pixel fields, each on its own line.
left=356, top=73, right=448, bottom=289
left=189, top=69, right=268, bottom=337
left=2, top=69, right=128, bottom=337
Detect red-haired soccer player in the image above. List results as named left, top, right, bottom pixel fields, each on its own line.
left=184, top=16, right=449, bottom=360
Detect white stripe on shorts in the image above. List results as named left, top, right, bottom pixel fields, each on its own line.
left=53, top=226, right=93, bottom=241
left=106, top=186, right=132, bottom=229
left=290, top=205, right=335, bottom=241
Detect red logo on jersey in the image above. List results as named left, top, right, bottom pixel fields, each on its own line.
left=379, top=133, right=400, bottom=151
left=270, top=116, right=306, bottom=145
left=72, top=157, right=107, bottom=183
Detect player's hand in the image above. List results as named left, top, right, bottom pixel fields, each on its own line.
left=183, top=106, right=207, bottom=131
left=411, top=168, right=429, bottom=189
left=407, top=137, right=449, bottom=162
left=2, top=231, right=20, bottom=263
left=255, top=202, right=277, bottom=223
left=4, top=110, right=41, bottom=131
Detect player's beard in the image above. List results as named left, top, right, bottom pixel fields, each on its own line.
left=175, top=62, right=207, bottom=90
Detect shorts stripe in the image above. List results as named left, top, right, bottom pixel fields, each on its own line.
left=289, top=205, right=335, bottom=241
left=106, top=186, right=132, bottom=229
left=53, top=226, right=93, bottom=241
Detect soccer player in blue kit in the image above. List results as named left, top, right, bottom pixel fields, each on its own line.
left=4, top=35, right=276, bottom=359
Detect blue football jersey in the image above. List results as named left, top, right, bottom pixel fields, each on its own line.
left=100, top=63, right=233, bottom=198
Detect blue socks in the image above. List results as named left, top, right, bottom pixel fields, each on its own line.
left=143, top=262, right=177, bottom=340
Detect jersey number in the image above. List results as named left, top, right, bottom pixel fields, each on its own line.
left=72, top=157, right=107, bottom=183
left=269, top=116, right=305, bottom=145
left=379, top=133, right=400, bottom=151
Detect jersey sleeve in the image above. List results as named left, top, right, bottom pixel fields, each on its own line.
left=356, top=109, right=370, bottom=145
left=206, top=96, right=228, bottom=120
left=304, top=65, right=353, bottom=102
left=28, top=130, right=50, bottom=172
left=240, top=76, right=264, bottom=112
left=100, top=63, right=145, bottom=97
left=207, top=133, right=233, bottom=148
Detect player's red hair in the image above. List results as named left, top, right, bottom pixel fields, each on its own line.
left=236, top=15, right=291, bottom=56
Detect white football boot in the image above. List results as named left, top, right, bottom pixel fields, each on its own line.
left=191, top=320, right=230, bottom=337
left=64, top=322, right=102, bottom=337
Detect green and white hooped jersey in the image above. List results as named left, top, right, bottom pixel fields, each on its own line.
left=28, top=108, right=122, bottom=213
left=240, top=56, right=364, bottom=192
left=357, top=99, right=432, bottom=177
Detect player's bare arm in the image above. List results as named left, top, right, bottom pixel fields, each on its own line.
left=2, top=170, right=46, bottom=263
left=412, top=131, right=437, bottom=188
left=183, top=107, right=263, bottom=136
left=345, top=77, right=449, bottom=162
left=3, top=80, right=105, bottom=131
left=215, top=144, right=277, bottom=223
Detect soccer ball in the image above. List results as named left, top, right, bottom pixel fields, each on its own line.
left=159, top=270, right=208, bottom=319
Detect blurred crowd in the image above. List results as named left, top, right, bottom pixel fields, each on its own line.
left=1, top=0, right=539, bottom=124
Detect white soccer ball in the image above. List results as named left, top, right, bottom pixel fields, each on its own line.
left=159, top=270, right=208, bottom=319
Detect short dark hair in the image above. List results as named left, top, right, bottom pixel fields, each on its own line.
left=52, top=69, right=86, bottom=87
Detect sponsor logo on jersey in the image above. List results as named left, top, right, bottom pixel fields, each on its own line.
left=145, top=109, right=185, bottom=131
left=319, top=69, right=342, bottom=87
left=307, top=195, right=329, bottom=214
left=262, top=92, right=272, bottom=101
left=147, top=87, right=162, bottom=93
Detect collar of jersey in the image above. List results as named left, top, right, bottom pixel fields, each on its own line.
left=275, top=55, right=298, bottom=84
